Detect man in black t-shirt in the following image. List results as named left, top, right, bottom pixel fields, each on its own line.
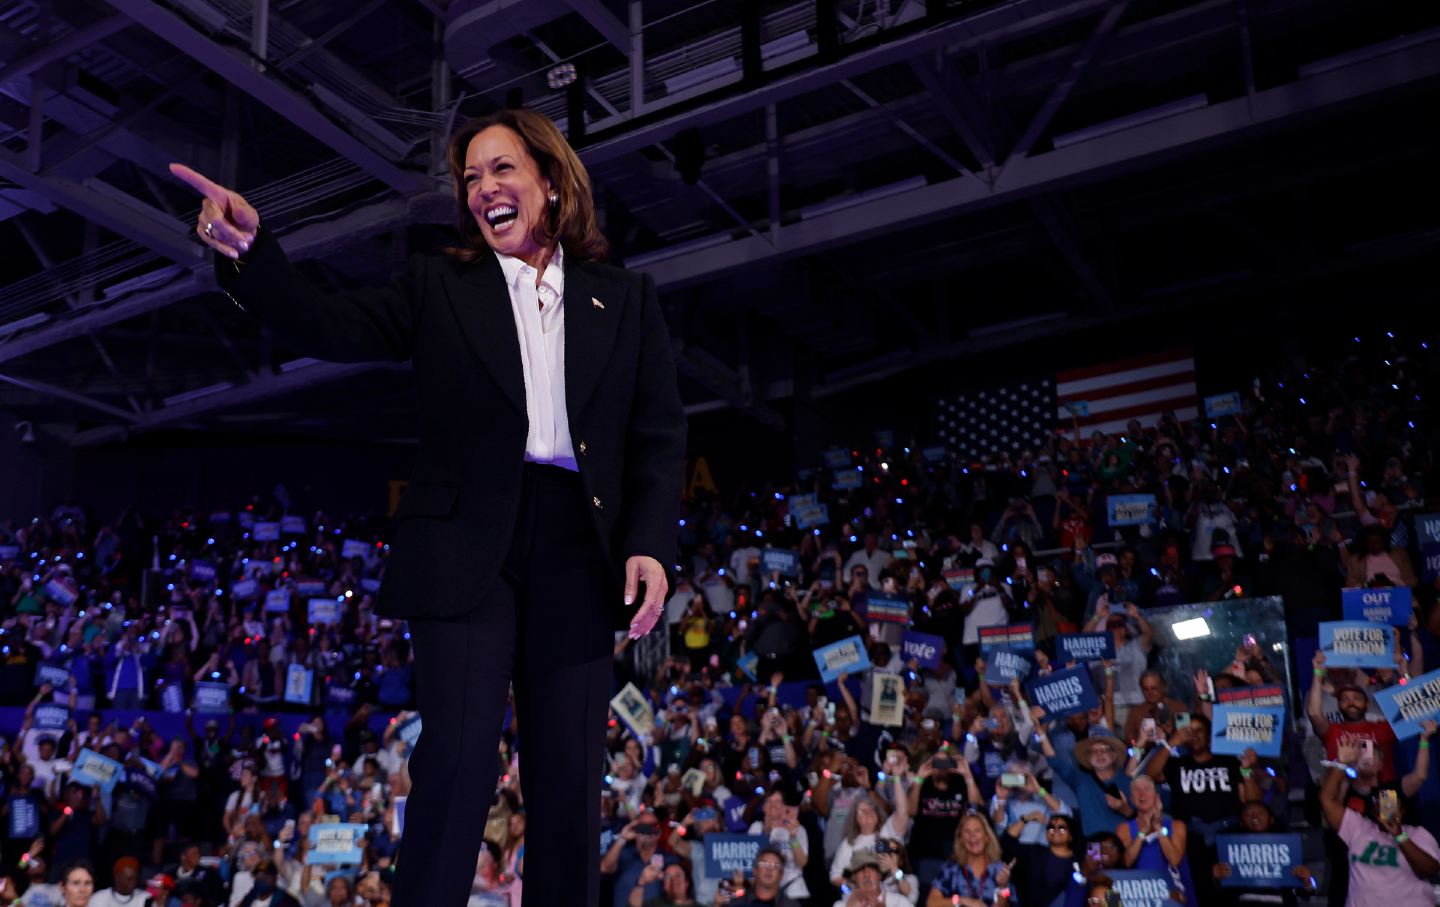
left=1146, top=712, right=1261, bottom=901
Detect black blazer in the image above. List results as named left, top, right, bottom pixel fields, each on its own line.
left=218, top=227, right=686, bottom=624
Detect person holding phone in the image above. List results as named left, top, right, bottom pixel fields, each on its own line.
left=907, top=748, right=983, bottom=894
left=602, top=810, right=680, bottom=904
left=1319, top=739, right=1440, bottom=907
left=991, top=765, right=1070, bottom=845
left=747, top=789, right=810, bottom=900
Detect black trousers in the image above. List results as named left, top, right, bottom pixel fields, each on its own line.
left=393, top=463, right=617, bottom=907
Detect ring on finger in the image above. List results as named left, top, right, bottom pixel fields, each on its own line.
left=204, top=222, right=214, bottom=238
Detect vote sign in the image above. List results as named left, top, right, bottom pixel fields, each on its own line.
left=1215, top=833, right=1302, bottom=888
left=901, top=631, right=944, bottom=670
left=307, top=823, right=367, bottom=864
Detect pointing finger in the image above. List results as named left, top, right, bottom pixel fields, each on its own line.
left=169, top=163, right=230, bottom=207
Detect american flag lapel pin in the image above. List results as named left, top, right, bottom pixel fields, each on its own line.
left=591, top=296, right=605, bottom=310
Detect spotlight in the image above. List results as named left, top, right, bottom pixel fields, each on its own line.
left=546, top=62, right=578, bottom=89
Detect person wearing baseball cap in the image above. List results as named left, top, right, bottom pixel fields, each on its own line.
left=1308, top=650, right=1398, bottom=782
left=836, top=850, right=909, bottom=906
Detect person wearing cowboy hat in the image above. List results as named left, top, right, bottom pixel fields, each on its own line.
left=1036, top=725, right=1133, bottom=838
left=832, top=851, right=909, bottom=907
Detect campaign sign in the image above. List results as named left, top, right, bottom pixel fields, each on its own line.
left=1375, top=666, right=1440, bottom=739
left=8, top=797, right=37, bottom=839
left=264, top=589, right=290, bottom=614
left=395, top=714, right=423, bottom=756
left=160, top=684, right=185, bottom=714
left=340, top=539, right=371, bottom=560
left=980, top=624, right=1034, bottom=685
left=308, top=599, right=342, bottom=625
left=231, top=579, right=258, bottom=600
left=1025, top=665, right=1099, bottom=720
left=280, top=515, right=307, bottom=534
left=284, top=665, right=314, bottom=705
left=704, top=834, right=767, bottom=878
left=1204, top=392, right=1244, bottom=419
left=865, top=594, right=910, bottom=625
left=1417, top=513, right=1440, bottom=547
left=790, top=494, right=818, bottom=509
left=943, top=569, right=974, bottom=592
left=326, top=685, right=356, bottom=707
left=722, top=796, right=749, bottom=833
left=736, top=651, right=758, bottom=682
left=870, top=673, right=906, bottom=727
left=812, top=635, right=871, bottom=684
left=1210, top=705, right=1284, bottom=757
left=610, top=683, right=655, bottom=739
left=1063, top=400, right=1090, bottom=417
left=761, top=549, right=800, bottom=577
left=252, top=521, right=281, bottom=541
left=72, top=749, right=122, bottom=793
left=237, top=511, right=256, bottom=529
left=296, top=579, right=327, bottom=596
left=1107, top=493, right=1157, bottom=526
left=821, top=448, right=852, bottom=469
left=1215, top=833, right=1302, bottom=888
left=983, top=649, right=1032, bottom=686
left=901, top=631, right=944, bottom=670
left=793, top=504, right=830, bottom=529
left=193, top=681, right=231, bottom=713
left=188, top=560, right=216, bottom=582
left=1056, top=633, right=1116, bottom=664
left=1423, top=543, right=1440, bottom=585
left=307, top=823, right=368, bottom=864
left=1342, top=587, right=1411, bottom=627
left=832, top=470, right=862, bottom=491
left=0, top=545, right=20, bottom=562
left=42, top=580, right=75, bottom=606
left=1217, top=684, right=1285, bottom=707
left=1319, top=621, right=1393, bottom=668
left=35, top=663, right=71, bottom=688
left=1106, top=869, right=1175, bottom=907
left=34, top=703, right=69, bottom=730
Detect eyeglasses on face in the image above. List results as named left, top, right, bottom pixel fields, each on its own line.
left=1046, top=825, right=1069, bottom=832
left=754, top=860, right=783, bottom=870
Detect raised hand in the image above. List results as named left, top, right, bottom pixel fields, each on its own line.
left=168, top=163, right=259, bottom=259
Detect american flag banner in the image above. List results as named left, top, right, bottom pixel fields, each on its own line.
left=934, top=378, right=1056, bottom=458
left=1055, top=349, right=1197, bottom=437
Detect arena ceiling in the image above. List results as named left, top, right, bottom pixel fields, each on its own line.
left=0, top=0, right=1435, bottom=445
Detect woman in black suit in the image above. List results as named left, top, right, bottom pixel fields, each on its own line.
left=171, top=108, right=686, bottom=906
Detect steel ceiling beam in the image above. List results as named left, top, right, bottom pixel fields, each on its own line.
left=103, top=0, right=427, bottom=195
left=563, top=0, right=631, bottom=54
left=0, top=371, right=142, bottom=422
left=633, top=32, right=1440, bottom=287
left=0, top=14, right=132, bottom=87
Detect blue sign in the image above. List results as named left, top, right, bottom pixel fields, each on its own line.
left=35, top=663, right=71, bottom=688
left=722, top=796, right=749, bottom=833
left=1375, top=666, right=1440, bottom=739
left=983, top=649, right=1032, bottom=686
left=7, top=797, right=37, bottom=839
left=1215, top=833, right=1303, bottom=888
left=327, top=685, right=356, bottom=707
left=34, top=703, right=69, bottom=730
left=1025, top=665, right=1099, bottom=720
left=1417, top=513, right=1440, bottom=547
left=296, top=579, right=327, bottom=596
left=1107, top=493, right=1157, bottom=526
left=1423, top=543, right=1440, bottom=585
left=253, top=522, right=280, bottom=541
left=1204, top=392, right=1243, bottom=418
left=360, top=577, right=382, bottom=594
left=193, top=681, right=231, bottom=713
left=284, top=665, right=314, bottom=705
left=308, top=598, right=342, bottom=625
left=160, top=684, right=185, bottom=714
left=307, top=823, right=368, bottom=865
left=238, top=512, right=256, bottom=529
left=1210, top=705, right=1285, bottom=757
left=341, top=539, right=371, bottom=560
left=1105, top=869, right=1175, bottom=907
left=395, top=714, right=423, bottom=756
left=0, top=545, right=20, bottom=562
left=188, top=561, right=216, bottom=582
left=1063, top=400, right=1090, bottom=417
left=1342, top=587, right=1411, bottom=627
left=761, top=549, right=800, bottom=577
left=42, top=580, right=75, bottom=605
left=72, top=749, right=122, bottom=793
left=821, top=448, right=852, bottom=469
left=264, top=589, right=290, bottom=613
left=832, top=470, right=862, bottom=491
left=1319, top=621, right=1393, bottom=668
left=703, top=834, right=767, bottom=878
left=812, top=635, right=871, bottom=684
left=231, top=579, right=258, bottom=600
left=736, top=651, right=758, bottom=682
left=793, top=504, right=830, bottom=529
left=980, top=624, right=1034, bottom=685
left=901, top=631, right=944, bottom=670
left=1057, top=633, right=1116, bottom=664
left=208, top=511, right=230, bottom=524
left=281, top=515, right=307, bottom=534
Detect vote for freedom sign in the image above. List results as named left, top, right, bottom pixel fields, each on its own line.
left=1375, top=666, right=1440, bottom=739
left=1318, top=621, right=1394, bottom=669
left=1210, top=704, right=1284, bottom=757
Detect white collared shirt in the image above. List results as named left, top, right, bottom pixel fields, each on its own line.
left=494, top=245, right=577, bottom=471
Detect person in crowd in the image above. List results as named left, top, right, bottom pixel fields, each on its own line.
left=55, top=862, right=94, bottom=907
left=926, top=812, right=1013, bottom=907
left=747, top=789, right=810, bottom=901
left=89, top=857, right=146, bottom=907
left=834, top=851, right=910, bottom=907
left=1121, top=671, right=1188, bottom=747
left=1038, top=727, right=1133, bottom=838
left=1308, top=652, right=1398, bottom=781
left=602, top=810, right=680, bottom=904
left=234, top=859, right=300, bottom=907
left=627, top=859, right=695, bottom=907
left=1210, top=801, right=1316, bottom=906
left=1115, top=775, right=1195, bottom=907
left=906, top=746, right=982, bottom=892
left=828, top=793, right=905, bottom=891
left=1002, top=812, right=1082, bottom=907
left=718, top=846, right=802, bottom=906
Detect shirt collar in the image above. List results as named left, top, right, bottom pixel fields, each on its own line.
left=494, top=244, right=565, bottom=296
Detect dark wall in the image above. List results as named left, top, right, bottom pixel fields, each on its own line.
left=0, top=409, right=75, bottom=521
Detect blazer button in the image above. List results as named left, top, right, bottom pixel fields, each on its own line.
left=579, top=441, right=587, bottom=456
left=593, top=496, right=603, bottom=510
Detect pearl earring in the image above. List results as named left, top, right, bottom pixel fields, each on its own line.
left=548, top=192, right=559, bottom=205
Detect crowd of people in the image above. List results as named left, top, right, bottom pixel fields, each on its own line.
left=0, top=343, right=1436, bottom=906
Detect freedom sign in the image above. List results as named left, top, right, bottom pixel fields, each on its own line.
left=1056, top=632, right=1115, bottom=664
left=901, top=630, right=944, bottom=670
left=1105, top=870, right=1174, bottom=907
left=981, top=624, right=1033, bottom=685
left=1025, top=665, right=1099, bottom=719
left=72, top=749, right=122, bottom=793
left=1210, top=704, right=1284, bottom=757
left=307, top=823, right=368, bottom=864
left=703, top=834, right=767, bottom=878
left=1375, top=666, right=1440, bottom=739
left=1319, top=621, right=1393, bottom=669
left=812, top=635, right=871, bottom=683
left=1342, top=587, right=1411, bottom=627
left=1107, top=493, right=1156, bottom=526
left=1215, top=833, right=1302, bottom=888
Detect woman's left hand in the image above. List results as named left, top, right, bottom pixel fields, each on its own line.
left=625, top=556, right=669, bottom=640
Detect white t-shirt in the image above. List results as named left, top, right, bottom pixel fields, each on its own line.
left=961, top=586, right=1009, bottom=645
left=829, top=814, right=904, bottom=881
left=730, top=547, right=762, bottom=584
left=844, top=549, right=890, bottom=588
left=697, top=576, right=734, bottom=616
left=1337, top=809, right=1439, bottom=907
left=87, top=889, right=153, bottom=907
left=748, top=821, right=810, bottom=897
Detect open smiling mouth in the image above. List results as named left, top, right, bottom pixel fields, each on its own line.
left=484, top=204, right=519, bottom=232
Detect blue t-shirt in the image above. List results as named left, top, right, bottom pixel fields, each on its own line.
left=613, top=845, right=679, bottom=903
left=1051, top=746, right=1132, bottom=838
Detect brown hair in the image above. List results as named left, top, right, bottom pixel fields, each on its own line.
left=444, top=109, right=608, bottom=263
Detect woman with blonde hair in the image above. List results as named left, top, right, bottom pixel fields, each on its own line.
left=926, top=814, right=1013, bottom=907
left=171, top=103, right=686, bottom=907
